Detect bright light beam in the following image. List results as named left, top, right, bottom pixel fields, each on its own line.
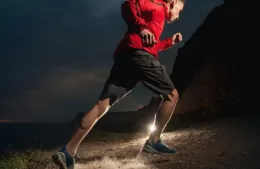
left=149, top=124, right=156, bottom=132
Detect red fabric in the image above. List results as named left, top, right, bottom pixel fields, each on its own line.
left=114, top=0, right=174, bottom=59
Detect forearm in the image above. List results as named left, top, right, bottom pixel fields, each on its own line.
left=121, top=0, right=149, bottom=32
left=158, top=38, right=175, bottom=52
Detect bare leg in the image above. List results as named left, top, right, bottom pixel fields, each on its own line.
left=148, top=89, right=179, bottom=143
left=65, top=98, right=111, bottom=157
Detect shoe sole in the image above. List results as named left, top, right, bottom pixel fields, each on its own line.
left=52, top=153, right=68, bottom=169
left=142, top=145, right=176, bottom=156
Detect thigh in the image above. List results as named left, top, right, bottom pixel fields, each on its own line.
left=98, top=54, right=139, bottom=106
left=132, top=50, right=175, bottom=97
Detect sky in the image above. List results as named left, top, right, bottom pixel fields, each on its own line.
left=0, top=0, right=223, bottom=122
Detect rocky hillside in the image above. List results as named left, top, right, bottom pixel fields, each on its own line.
left=169, top=0, right=259, bottom=116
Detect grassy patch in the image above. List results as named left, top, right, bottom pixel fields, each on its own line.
left=0, top=149, right=50, bottom=169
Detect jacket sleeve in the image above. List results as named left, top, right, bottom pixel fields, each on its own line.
left=157, top=38, right=174, bottom=52
left=121, top=0, right=149, bottom=32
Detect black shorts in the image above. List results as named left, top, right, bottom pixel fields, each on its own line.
left=99, top=49, right=175, bottom=106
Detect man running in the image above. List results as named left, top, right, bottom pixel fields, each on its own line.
left=52, top=0, right=185, bottom=168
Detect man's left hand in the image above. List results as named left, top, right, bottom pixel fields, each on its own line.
left=172, top=32, right=182, bottom=44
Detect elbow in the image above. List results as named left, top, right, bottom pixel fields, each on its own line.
left=121, top=2, right=131, bottom=24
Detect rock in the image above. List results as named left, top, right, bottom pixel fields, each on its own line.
left=241, top=151, right=248, bottom=156
left=217, top=152, right=224, bottom=156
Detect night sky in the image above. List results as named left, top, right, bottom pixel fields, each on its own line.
left=1, top=0, right=222, bottom=122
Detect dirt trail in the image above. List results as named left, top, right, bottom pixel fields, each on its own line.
left=46, top=115, right=260, bottom=169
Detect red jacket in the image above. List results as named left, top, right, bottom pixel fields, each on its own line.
left=114, top=0, right=174, bottom=59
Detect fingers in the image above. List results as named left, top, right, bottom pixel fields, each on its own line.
left=148, top=33, right=152, bottom=45
left=142, top=34, right=149, bottom=45
left=142, top=33, right=157, bottom=47
left=179, top=34, right=182, bottom=41
left=152, top=34, right=158, bottom=44
left=140, top=29, right=158, bottom=47
left=172, top=34, right=176, bottom=42
left=172, top=33, right=182, bottom=43
left=176, top=33, right=182, bottom=41
left=178, top=33, right=182, bottom=41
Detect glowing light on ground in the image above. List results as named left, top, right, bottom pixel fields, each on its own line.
left=149, top=124, right=156, bottom=132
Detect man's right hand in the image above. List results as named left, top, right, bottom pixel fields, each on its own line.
left=140, top=29, right=158, bottom=47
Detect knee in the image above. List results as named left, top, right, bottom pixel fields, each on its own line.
left=79, top=99, right=110, bottom=130
left=96, top=99, right=111, bottom=118
left=165, top=89, right=179, bottom=102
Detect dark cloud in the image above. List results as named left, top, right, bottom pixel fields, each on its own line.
left=2, top=67, right=106, bottom=121
left=0, top=0, right=222, bottom=121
